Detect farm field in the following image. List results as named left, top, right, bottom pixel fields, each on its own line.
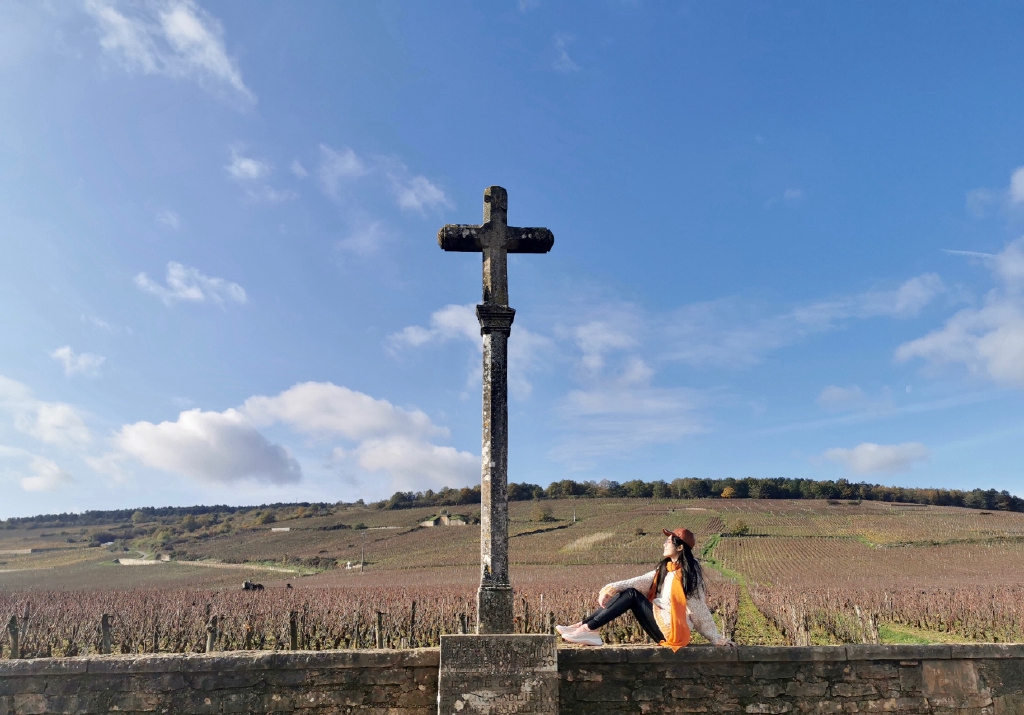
left=2, top=498, right=1024, bottom=654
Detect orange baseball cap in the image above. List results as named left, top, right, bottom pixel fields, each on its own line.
left=662, top=527, right=696, bottom=549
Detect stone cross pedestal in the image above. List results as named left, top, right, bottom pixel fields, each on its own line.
left=436, top=187, right=557, bottom=715
left=438, top=186, right=554, bottom=634
left=438, top=635, right=558, bottom=715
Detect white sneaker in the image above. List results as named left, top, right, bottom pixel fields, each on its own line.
left=555, top=624, right=581, bottom=636
left=561, top=629, right=603, bottom=646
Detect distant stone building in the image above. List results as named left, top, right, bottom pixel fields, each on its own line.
left=420, top=511, right=468, bottom=527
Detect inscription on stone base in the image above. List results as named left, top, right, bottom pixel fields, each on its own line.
left=439, top=634, right=557, bottom=715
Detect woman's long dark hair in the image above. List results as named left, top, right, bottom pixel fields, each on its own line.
left=652, top=537, right=705, bottom=598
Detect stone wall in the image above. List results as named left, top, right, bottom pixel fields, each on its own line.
left=2, top=644, right=1023, bottom=714
left=0, top=650, right=439, bottom=714
left=560, top=644, right=1024, bottom=715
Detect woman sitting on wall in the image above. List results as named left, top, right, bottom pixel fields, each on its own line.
left=557, top=527, right=737, bottom=650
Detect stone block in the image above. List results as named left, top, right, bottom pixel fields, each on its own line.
left=0, top=696, right=8, bottom=715
left=573, top=684, right=632, bottom=702
left=898, top=666, right=922, bottom=692
left=11, top=694, right=46, bottom=715
left=845, top=645, right=950, bottom=662
left=786, top=681, right=829, bottom=697
left=656, top=703, right=710, bottom=713
left=994, top=694, right=1024, bottom=715
left=0, top=679, right=45, bottom=698
left=662, top=666, right=701, bottom=679
left=849, top=662, right=898, bottom=680
left=262, top=691, right=296, bottom=712
left=832, top=683, right=878, bottom=698
left=221, top=691, right=262, bottom=713
left=0, top=660, right=87, bottom=678
left=795, top=700, right=842, bottom=714
left=951, top=644, right=1024, bottom=660
left=84, top=654, right=182, bottom=675
left=740, top=647, right=846, bottom=663
left=753, top=663, right=799, bottom=680
left=668, top=684, right=713, bottom=700
left=922, top=660, right=981, bottom=699
left=632, top=686, right=664, bottom=701
left=558, top=646, right=628, bottom=665
left=745, top=701, right=793, bottom=713
left=439, top=634, right=557, bottom=715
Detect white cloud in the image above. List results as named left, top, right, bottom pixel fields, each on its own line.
left=84, top=0, right=254, bottom=104
left=97, top=381, right=474, bottom=493
left=19, top=456, right=73, bottom=492
left=50, top=346, right=105, bottom=378
left=135, top=261, right=247, bottom=306
left=242, top=381, right=443, bottom=441
left=664, top=274, right=945, bottom=368
left=0, top=376, right=91, bottom=448
left=553, top=34, right=579, bottom=72
left=553, top=358, right=706, bottom=467
left=318, top=144, right=365, bottom=199
left=339, top=221, right=388, bottom=255
left=1010, top=168, right=1024, bottom=204
left=156, top=209, right=180, bottom=229
left=388, top=304, right=479, bottom=350
left=822, top=442, right=929, bottom=474
left=114, top=408, right=301, bottom=485
left=783, top=188, right=803, bottom=201
left=387, top=171, right=452, bottom=213
left=387, top=304, right=550, bottom=398
left=572, top=319, right=637, bottom=375
left=290, top=160, right=308, bottom=178
left=352, top=436, right=477, bottom=491
left=897, top=239, right=1024, bottom=387
left=816, top=384, right=864, bottom=410
left=225, top=149, right=270, bottom=181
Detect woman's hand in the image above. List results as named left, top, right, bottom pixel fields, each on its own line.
left=715, top=637, right=738, bottom=648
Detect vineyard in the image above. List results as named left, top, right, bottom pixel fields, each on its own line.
left=3, top=497, right=1024, bottom=655
left=0, top=567, right=739, bottom=658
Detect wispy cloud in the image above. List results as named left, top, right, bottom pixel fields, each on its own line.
left=134, top=261, right=247, bottom=306
left=388, top=304, right=550, bottom=398
left=663, top=274, right=946, bottom=368
left=19, top=456, right=74, bottom=492
left=384, top=160, right=452, bottom=213
left=897, top=238, right=1024, bottom=387
left=553, top=34, right=579, bottom=72
left=225, top=149, right=270, bottom=181
left=822, top=442, right=929, bottom=475
left=155, top=209, right=180, bottom=229
left=83, top=0, right=254, bottom=105
left=0, top=376, right=91, bottom=448
left=50, top=346, right=105, bottom=378
left=552, top=357, right=708, bottom=468
left=816, top=384, right=865, bottom=410
left=318, top=144, right=366, bottom=199
left=965, top=166, right=1024, bottom=218
left=224, top=148, right=295, bottom=202
left=290, top=159, right=308, bottom=178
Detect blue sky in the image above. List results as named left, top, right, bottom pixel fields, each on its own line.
left=2, top=1, right=1023, bottom=518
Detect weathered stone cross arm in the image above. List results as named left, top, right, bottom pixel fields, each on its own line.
left=437, top=186, right=554, bottom=307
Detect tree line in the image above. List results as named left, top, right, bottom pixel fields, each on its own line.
left=380, top=477, right=1024, bottom=513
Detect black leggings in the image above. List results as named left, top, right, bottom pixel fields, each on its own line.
left=583, top=588, right=664, bottom=642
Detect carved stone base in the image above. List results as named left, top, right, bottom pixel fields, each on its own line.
left=438, top=634, right=558, bottom=715
left=477, top=585, right=514, bottom=634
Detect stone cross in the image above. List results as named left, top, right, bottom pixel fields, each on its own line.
left=438, top=186, right=554, bottom=634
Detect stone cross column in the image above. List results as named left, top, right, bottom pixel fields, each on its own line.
left=438, top=186, right=554, bottom=634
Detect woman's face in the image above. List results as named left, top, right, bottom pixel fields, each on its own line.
left=663, top=535, right=684, bottom=560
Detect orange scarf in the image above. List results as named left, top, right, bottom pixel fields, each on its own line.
left=659, top=562, right=691, bottom=651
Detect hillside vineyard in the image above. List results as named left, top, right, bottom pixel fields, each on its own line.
left=4, top=498, right=1024, bottom=656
